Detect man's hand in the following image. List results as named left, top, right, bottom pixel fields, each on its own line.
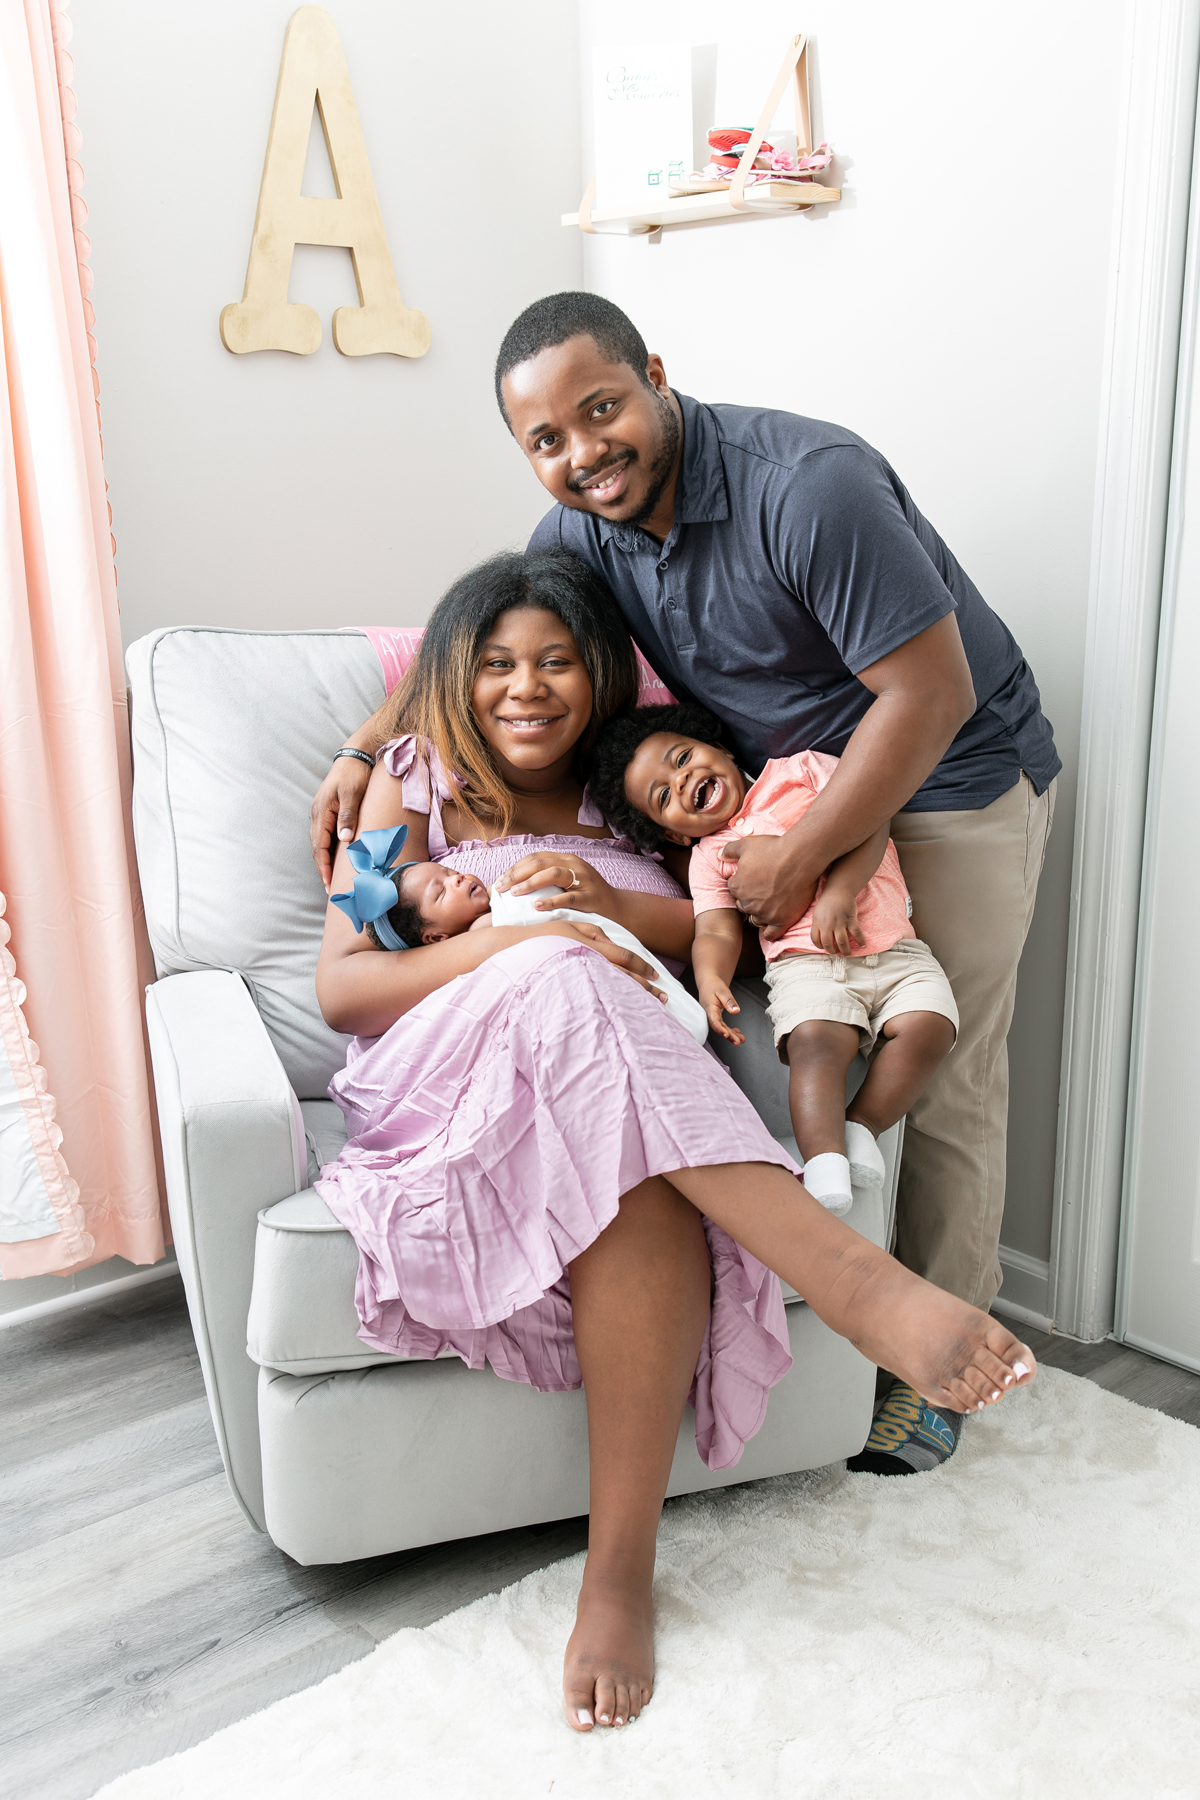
left=722, top=834, right=821, bottom=943
left=699, top=979, right=745, bottom=1045
left=809, top=881, right=866, bottom=956
left=310, top=757, right=373, bottom=893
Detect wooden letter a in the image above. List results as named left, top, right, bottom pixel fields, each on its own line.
left=221, top=6, right=430, bottom=358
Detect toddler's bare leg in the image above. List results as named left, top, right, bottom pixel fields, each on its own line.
left=785, top=1019, right=860, bottom=1158
left=847, top=1011, right=956, bottom=1139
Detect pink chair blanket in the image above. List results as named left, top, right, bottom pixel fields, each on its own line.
left=352, top=627, right=677, bottom=707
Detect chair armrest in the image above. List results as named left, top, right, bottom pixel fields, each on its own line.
left=146, top=969, right=307, bottom=1530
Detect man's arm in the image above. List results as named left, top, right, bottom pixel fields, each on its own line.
left=724, top=613, right=975, bottom=938
left=309, top=698, right=397, bottom=892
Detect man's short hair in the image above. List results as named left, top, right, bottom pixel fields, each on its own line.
left=494, top=292, right=651, bottom=427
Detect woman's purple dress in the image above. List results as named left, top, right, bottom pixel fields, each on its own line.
left=316, top=738, right=799, bottom=1470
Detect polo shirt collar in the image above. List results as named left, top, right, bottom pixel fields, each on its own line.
left=598, top=390, right=729, bottom=549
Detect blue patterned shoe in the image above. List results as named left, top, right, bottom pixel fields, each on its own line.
left=846, top=1377, right=963, bottom=1475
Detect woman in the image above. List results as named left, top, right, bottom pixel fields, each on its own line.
left=315, top=550, right=1036, bottom=1734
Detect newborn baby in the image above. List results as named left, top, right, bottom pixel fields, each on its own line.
left=381, top=859, right=710, bottom=1046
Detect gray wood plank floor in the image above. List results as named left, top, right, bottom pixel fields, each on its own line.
left=3, top=1280, right=1197, bottom=1800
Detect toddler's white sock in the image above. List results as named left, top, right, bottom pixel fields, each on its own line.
left=845, top=1120, right=886, bottom=1189
left=800, top=1152, right=853, bottom=1216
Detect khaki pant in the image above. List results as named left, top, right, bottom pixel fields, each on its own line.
left=887, top=772, right=1055, bottom=1308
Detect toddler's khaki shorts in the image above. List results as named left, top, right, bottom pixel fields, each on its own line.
left=764, top=938, right=959, bottom=1061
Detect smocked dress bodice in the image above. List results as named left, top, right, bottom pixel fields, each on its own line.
left=379, top=734, right=687, bottom=903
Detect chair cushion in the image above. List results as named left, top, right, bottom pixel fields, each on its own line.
left=248, top=1187, right=427, bottom=1375
left=126, top=627, right=387, bottom=1099
left=300, top=1098, right=350, bottom=1184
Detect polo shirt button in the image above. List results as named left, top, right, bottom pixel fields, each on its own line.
left=658, top=560, right=668, bottom=571
left=667, top=599, right=677, bottom=610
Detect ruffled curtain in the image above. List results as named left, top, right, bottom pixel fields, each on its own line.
left=0, top=0, right=163, bottom=1276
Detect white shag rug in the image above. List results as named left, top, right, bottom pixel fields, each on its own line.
left=96, top=1369, right=1200, bottom=1800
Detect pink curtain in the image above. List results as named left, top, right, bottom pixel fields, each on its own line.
left=0, top=0, right=164, bottom=1277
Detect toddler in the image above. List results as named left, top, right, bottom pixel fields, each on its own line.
left=588, top=706, right=959, bottom=1215
left=330, top=825, right=709, bottom=1045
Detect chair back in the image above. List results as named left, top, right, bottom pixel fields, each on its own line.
left=127, top=627, right=385, bottom=1097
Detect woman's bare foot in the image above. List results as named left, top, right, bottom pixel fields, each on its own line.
left=563, top=1561, right=655, bottom=1732
left=666, top=1164, right=1037, bottom=1420
left=833, top=1248, right=1037, bottom=1414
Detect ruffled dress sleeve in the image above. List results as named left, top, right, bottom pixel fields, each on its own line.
left=576, top=785, right=606, bottom=828
left=378, top=734, right=453, bottom=859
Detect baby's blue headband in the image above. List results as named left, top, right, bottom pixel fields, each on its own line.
left=330, top=825, right=420, bottom=952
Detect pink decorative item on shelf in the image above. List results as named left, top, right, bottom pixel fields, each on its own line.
left=687, top=138, right=833, bottom=189
left=706, top=126, right=771, bottom=170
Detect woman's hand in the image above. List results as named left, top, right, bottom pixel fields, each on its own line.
left=310, top=756, right=373, bottom=893
left=540, top=920, right=666, bottom=1004
left=497, top=851, right=622, bottom=920
left=809, top=881, right=866, bottom=956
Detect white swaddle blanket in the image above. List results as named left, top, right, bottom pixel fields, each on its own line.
left=487, top=884, right=709, bottom=1045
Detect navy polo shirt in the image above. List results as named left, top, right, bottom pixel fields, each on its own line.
left=527, top=391, right=1060, bottom=810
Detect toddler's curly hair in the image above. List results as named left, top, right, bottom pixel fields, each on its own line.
left=585, top=703, right=726, bottom=851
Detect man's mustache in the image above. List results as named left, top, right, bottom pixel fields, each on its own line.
left=567, top=451, right=636, bottom=495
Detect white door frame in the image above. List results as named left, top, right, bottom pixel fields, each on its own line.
left=1049, top=0, right=1200, bottom=1342
left=1113, top=68, right=1200, bottom=1370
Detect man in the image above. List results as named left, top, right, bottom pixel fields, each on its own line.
left=311, top=292, right=1058, bottom=1474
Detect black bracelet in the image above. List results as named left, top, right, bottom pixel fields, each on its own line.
left=333, top=747, right=375, bottom=771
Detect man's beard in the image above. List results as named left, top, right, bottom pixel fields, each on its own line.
left=623, top=390, right=681, bottom=529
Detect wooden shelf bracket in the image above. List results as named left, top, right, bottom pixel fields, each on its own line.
left=565, top=33, right=839, bottom=238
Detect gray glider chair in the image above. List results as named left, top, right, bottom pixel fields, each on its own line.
left=128, top=626, right=900, bottom=1566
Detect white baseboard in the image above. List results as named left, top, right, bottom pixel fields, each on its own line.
left=0, top=1260, right=182, bottom=1331
left=992, top=1245, right=1053, bottom=1335
left=1119, top=1331, right=1200, bottom=1377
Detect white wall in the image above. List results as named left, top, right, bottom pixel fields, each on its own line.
left=0, top=0, right=582, bottom=1319
left=10, top=0, right=1124, bottom=1312
left=579, top=0, right=1126, bottom=1273
left=71, top=0, right=583, bottom=650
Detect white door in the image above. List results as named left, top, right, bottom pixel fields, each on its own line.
left=1119, top=250, right=1200, bottom=1374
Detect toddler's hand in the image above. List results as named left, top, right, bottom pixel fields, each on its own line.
left=810, top=885, right=866, bottom=957
left=701, top=981, right=745, bottom=1046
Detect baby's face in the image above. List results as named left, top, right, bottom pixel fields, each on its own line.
left=623, top=733, right=747, bottom=844
left=399, top=863, right=490, bottom=942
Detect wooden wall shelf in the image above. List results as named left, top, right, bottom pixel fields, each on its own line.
left=566, top=33, right=837, bottom=239
left=562, top=181, right=839, bottom=237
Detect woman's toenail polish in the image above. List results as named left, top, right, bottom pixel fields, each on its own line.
left=992, top=1390, right=1001, bottom=1400
left=1003, top=1374, right=1013, bottom=1385
left=577, top=1709, right=592, bottom=1725
left=1013, top=1360, right=1029, bottom=1377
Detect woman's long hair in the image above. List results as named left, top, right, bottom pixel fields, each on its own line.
left=383, top=550, right=639, bottom=838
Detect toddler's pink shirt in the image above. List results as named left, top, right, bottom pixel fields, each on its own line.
left=688, top=750, right=915, bottom=963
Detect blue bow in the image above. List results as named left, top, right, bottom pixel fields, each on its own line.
left=330, top=825, right=419, bottom=950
